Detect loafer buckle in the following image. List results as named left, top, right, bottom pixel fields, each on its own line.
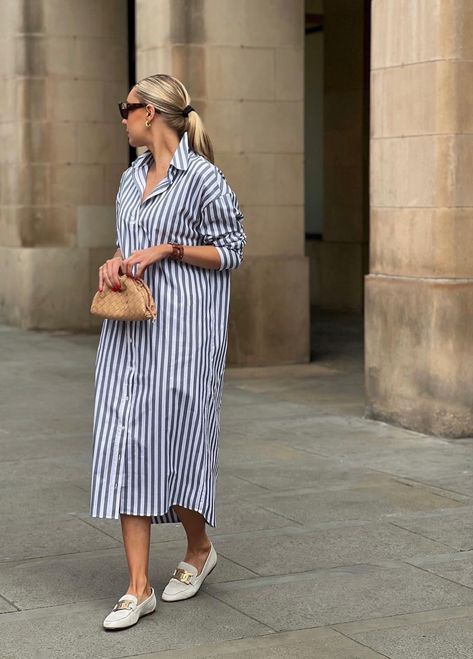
left=173, top=568, right=193, bottom=584
left=112, top=599, right=134, bottom=611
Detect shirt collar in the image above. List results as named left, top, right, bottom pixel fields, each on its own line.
left=132, top=131, right=190, bottom=172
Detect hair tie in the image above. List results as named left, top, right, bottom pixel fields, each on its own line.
left=182, top=105, right=194, bottom=118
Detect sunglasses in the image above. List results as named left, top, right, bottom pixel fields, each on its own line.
left=118, top=102, right=162, bottom=119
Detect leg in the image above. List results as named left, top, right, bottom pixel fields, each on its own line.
left=120, top=513, right=153, bottom=602
left=172, top=505, right=212, bottom=575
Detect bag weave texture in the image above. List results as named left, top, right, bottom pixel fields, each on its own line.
left=90, top=274, right=157, bottom=321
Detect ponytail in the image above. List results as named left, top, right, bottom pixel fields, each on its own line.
left=185, top=110, right=214, bottom=163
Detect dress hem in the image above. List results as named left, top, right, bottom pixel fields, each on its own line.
left=88, top=502, right=216, bottom=528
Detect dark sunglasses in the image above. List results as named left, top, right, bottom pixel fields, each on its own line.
left=118, top=102, right=162, bottom=119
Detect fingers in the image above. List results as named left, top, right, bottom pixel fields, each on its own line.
left=123, top=257, right=141, bottom=279
left=103, top=261, right=115, bottom=290
left=117, top=251, right=151, bottom=280
left=134, top=263, right=147, bottom=279
left=110, top=260, right=122, bottom=289
left=98, top=250, right=154, bottom=292
left=131, top=261, right=147, bottom=279
left=99, top=264, right=113, bottom=291
left=122, top=258, right=132, bottom=278
left=99, top=259, right=122, bottom=292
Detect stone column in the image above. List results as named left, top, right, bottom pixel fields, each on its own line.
left=136, top=0, right=310, bottom=366
left=0, top=0, right=128, bottom=329
left=366, top=0, right=473, bottom=436
left=307, top=0, right=370, bottom=311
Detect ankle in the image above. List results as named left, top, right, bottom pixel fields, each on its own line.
left=186, top=539, right=212, bottom=555
left=127, top=580, right=151, bottom=596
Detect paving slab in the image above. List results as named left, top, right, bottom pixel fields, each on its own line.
left=0, top=596, right=16, bottom=614
left=0, top=513, right=122, bottom=563
left=0, top=593, right=271, bottom=659
left=206, top=563, right=473, bottom=631
left=425, top=474, right=473, bottom=498
left=251, top=476, right=465, bottom=526
left=132, top=627, right=385, bottom=658
left=339, top=613, right=473, bottom=659
left=2, top=312, right=473, bottom=657
left=408, top=549, right=473, bottom=589
left=388, top=506, right=473, bottom=551
left=220, top=400, right=318, bottom=424
left=0, top=542, right=256, bottom=610
left=1, top=481, right=91, bottom=517
left=0, top=434, right=92, bottom=461
left=212, top=522, right=451, bottom=576
left=0, top=454, right=93, bottom=487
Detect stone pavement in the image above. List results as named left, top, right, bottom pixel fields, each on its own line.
left=2, top=311, right=473, bottom=658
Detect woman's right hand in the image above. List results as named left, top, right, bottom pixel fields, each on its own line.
left=98, top=257, right=124, bottom=292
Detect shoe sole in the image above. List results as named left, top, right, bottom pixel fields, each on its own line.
left=161, top=562, right=217, bottom=602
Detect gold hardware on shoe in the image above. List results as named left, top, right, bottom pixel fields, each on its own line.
left=112, top=599, right=134, bottom=611
left=173, top=568, right=193, bottom=584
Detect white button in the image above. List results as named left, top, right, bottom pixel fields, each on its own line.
left=118, top=453, right=121, bottom=459
left=114, top=483, right=118, bottom=489
left=120, top=425, right=126, bottom=431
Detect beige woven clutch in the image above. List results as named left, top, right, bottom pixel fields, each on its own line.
left=90, top=274, right=157, bottom=321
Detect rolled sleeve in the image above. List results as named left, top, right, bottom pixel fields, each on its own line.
left=199, top=190, right=247, bottom=271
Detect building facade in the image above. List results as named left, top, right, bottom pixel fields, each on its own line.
left=0, top=0, right=471, bottom=438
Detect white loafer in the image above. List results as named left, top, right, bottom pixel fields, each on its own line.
left=103, top=586, right=156, bottom=630
left=161, top=543, right=217, bottom=602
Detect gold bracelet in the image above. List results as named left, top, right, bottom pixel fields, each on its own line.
left=169, top=243, right=184, bottom=261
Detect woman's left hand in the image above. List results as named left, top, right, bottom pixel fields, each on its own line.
left=122, top=245, right=171, bottom=279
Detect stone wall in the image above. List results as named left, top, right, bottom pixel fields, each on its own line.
left=0, top=0, right=129, bottom=329
left=0, top=0, right=309, bottom=366
left=365, top=0, right=473, bottom=436
left=136, top=0, right=310, bottom=365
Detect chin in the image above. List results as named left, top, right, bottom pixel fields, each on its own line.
left=128, top=135, right=145, bottom=148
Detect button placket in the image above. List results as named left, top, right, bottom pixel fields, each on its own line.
left=114, top=323, right=133, bottom=498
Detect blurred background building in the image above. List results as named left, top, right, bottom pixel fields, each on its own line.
left=0, top=0, right=471, bottom=438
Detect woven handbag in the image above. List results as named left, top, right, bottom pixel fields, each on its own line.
left=90, top=274, right=157, bottom=321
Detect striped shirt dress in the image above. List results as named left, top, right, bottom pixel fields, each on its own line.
left=89, top=131, right=246, bottom=527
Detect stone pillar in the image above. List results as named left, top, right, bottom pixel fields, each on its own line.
left=307, top=0, right=370, bottom=311
left=366, top=0, right=473, bottom=436
left=0, top=0, right=128, bottom=329
left=136, top=0, right=310, bottom=366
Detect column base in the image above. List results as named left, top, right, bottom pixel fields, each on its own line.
left=227, top=255, right=310, bottom=366
left=365, top=274, right=473, bottom=438
left=0, top=246, right=110, bottom=331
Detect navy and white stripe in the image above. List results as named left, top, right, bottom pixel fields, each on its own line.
left=89, top=131, right=246, bottom=526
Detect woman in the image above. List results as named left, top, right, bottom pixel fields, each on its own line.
left=89, top=74, right=246, bottom=630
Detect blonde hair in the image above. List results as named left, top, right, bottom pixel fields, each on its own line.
left=134, top=74, right=214, bottom=163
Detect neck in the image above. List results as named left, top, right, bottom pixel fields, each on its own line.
left=145, top=128, right=180, bottom=170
